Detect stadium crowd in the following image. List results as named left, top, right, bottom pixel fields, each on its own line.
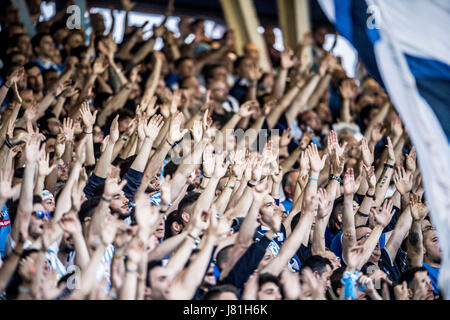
left=0, top=0, right=441, bottom=300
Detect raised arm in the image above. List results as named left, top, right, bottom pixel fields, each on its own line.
left=406, top=194, right=428, bottom=267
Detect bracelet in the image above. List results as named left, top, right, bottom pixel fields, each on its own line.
left=121, top=136, right=128, bottom=141
left=308, top=177, right=319, bottom=181
left=114, top=253, right=124, bottom=259
left=186, top=233, right=200, bottom=246
left=166, top=139, right=175, bottom=147
left=384, top=163, right=394, bottom=169
left=225, top=184, right=234, bottom=190
left=329, top=174, right=342, bottom=183
left=203, top=175, right=212, bottom=179
left=84, top=131, right=92, bottom=134
left=247, top=181, right=256, bottom=188
left=365, top=193, right=375, bottom=199
left=102, top=196, right=112, bottom=202
left=5, top=139, right=13, bottom=149
left=199, top=185, right=206, bottom=190
left=357, top=211, right=369, bottom=217
left=4, top=82, right=11, bottom=89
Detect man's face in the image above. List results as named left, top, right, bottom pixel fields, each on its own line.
left=118, top=117, right=132, bottom=133
left=314, top=265, right=333, bottom=292
left=42, top=197, right=55, bottom=213
left=237, top=58, right=255, bottom=79
left=284, top=171, right=299, bottom=200
left=356, top=227, right=381, bottom=263
left=20, top=89, right=35, bottom=109
left=45, top=137, right=56, bottom=153
left=17, top=34, right=32, bottom=57
left=27, top=66, right=44, bottom=93
left=109, top=190, right=130, bottom=218
left=29, top=203, right=49, bottom=239
left=36, top=35, right=55, bottom=59
left=147, top=266, right=170, bottom=300
left=211, top=66, right=228, bottom=84
left=154, top=217, right=165, bottom=240
left=410, top=271, right=434, bottom=300
left=61, top=232, right=75, bottom=252
left=209, top=80, right=229, bottom=103
left=178, top=59, right=195, bottom=78
left=11, top=53, right=27, bottom=66
left=57, top=159, right=69, bottom=181
left=44, top=70, right=59, bottom=90
left=423, top=229, right=441, bottom=264
left=66, top=33, right=84, bottom=52
left=257, top=281, right=282, bottom=300
left=182, top=76, right=203, bottom=100
left=46, top=117, right=61, bottom=135
left=301, top=110, right=322, bottom=133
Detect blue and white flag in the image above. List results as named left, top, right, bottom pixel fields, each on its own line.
left=318, top=0, right=450, bottom=298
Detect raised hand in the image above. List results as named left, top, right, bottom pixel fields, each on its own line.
left=385, top=136, right=395, bottom=164
left=299, top=150, right=310, bottom=173
left=340, top=79, right=356, bottom=100
left=58, top=212, right=83, bottom=235
left=393, top=166, right=413, bottom=195
left=409, top=193, right=428, bottom=221
left=372, top=199, right=395, bottom=228
left=360, top=137, right=374, bottom=167
left=305, top=143, right=327, bottom=173
left=5, top=66, right=25, bottom=87
left=213, top=152, right=229, bottom=179
left=394, top=281, right=409, bottom=300
left=207, top=207, right=234, bottom=239
left=54, top=134, right=66, bottom=159
left=53, top=80, right=73, bottom=97
left=231, top=148, right=247, bottom=179
left=280, top=128, right=293, bottom=148
left=280, top=48, right=297, bottom=69
left=141, top=95, right=159, bottom=118
left=25, top=134, right=41, bottom=164
left=134, top=191, right=160, bottom=231
left=343, top=168, right=361, bottom=196
left=390, top=113, right=403, bottom=139
left=327, top=130, right=347, bottom=158
left=129, top=64, right=142, bottom=83
left=109, top=115, right=120, bottom=144
left=263, top=99, right=277, bottom=117
left=101, top=215, right=120, bottom=246
left=346, top=245, right=365, bottom=271
left=92, top=55, right=109, bottom=75
left=299, top=130, right=313, bottom=150
left=143, top=114, right=164, bottom=140
left=330, top=148, right=345, bottom=177
left=79, top=101, right=97, bottom=131
left=238, top=100, right=259, bottom=118
left=103, top=176, right=128, bottom=199
left=371, top=123, right=386, bottom=144
left=60, top=117, right=75, bottom=143
left=317, top=188, right=332, bottom=220
left=160, top=175, right=172, bottom=206
left=202, top=144, right=215, bottom=178
left=405, top=146, right=417, bottom=174
left=190, top=119, right=203, bottom=144
left=38, top=144, right=57, bottom=177
left=167, top=112, right=188, bottom=145
left=363, top=165, right=376, bottom=189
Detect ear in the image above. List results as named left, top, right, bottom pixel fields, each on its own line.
left=181, top=212, right=190, bottom=224
left=144, top=286, right=152, bottom=299
left=407, top=287, right=414, bottom=300
left=172, top=221, right=182, bottom=233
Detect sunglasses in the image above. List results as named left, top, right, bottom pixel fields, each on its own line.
left=33, top=210, right=51, bottom=219
left=58, top=163, right=68, bottom=169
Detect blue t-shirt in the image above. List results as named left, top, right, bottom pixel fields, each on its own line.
left=255, top=224, right=302, bottom=272
left=281, top=199, right=292, bottom=214
left=423, top=262, right=440, bottom=295
left=330, top=230, right=386, bottom=261
left=0, top=205, right=11, bottom=258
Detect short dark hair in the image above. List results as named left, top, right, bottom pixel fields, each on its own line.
left=216, top=245, right=233, bottom=271
left=300, top=255, right=333, bottom=276
left=78, top=196, right=101, bottom=223
left=398, top=267, right=428, bottom=288
left=258, top=273, right=283, bottom=297
left=31, top=32, right=51, bottom=50
left=178, top=191, right=201, bottom=215
left=174, top=56, right=193, bottom=69
left=146, top=260, right=163, bottom=287
left=330, top=266, right=346, bottom=296
left=203, top=284, right=239, bottom=300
